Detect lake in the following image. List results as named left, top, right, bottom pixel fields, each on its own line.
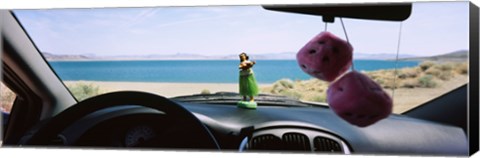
left=49, top=60, right=419, bottom=84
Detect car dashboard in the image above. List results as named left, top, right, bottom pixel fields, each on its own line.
left=40, top=100, right=468, bottom=156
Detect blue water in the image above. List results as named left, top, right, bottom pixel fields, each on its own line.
left=49, top=60, right=419, bottom=84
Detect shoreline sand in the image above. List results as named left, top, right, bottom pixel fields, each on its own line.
left=64, top=75, right=467, bottom=114
left=64, top=81, right=271, bottom=98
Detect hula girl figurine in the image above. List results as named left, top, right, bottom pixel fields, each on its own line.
left=237, top=52, right=259, bottom=109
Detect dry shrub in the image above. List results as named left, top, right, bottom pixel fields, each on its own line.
left=418, top=75, right=437, bottom=88
left=366, top=70, right=396, bottom=88
left=1, top=83, right=16, bottom=113
left=435, top=63, right=453, bottom=71
left=271, top=78, right=295, bottom=94
left=425, top=67, right=441, bottom=76
left=419, top=61, right=435, bottom=71
left=423, top=62, right=457, bottom=81
left=455, top=62, right=468, bottom=75
left=280, top=90, right=302, bottom=100
left=438, top=71, right=453, bottom=81
left=375, top=75, right=399, bottom=89
left=373, top=78, right=385, bottom=86
left=271, top=84, right=284, bottom=93
left=67, top=82, right=101, bottom=101
left=398, top=67, right=420, bottom=79
left=201, top=89, right=211, bottom=94
left=316, top=87, right=325, bottom=93
left=277, top=79, right=294, bottom=89
left=383, top=81, right=400, bottom=89
left=400, top=78, right=419, bottom=88
left=309, top=94, right=327, bottom=102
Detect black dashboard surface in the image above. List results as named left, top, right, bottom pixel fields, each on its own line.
left=181, top=102, right=468, bottom=155
left=56, top=100, right=468, bottom=156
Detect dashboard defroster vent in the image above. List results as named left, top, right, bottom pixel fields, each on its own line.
left=282, top=132, right=311, bottom=151
left=249, top=134, right=283, bottom=150
left=247, top=128, right=349, bottom=153
left=313, top=136, right=342, bottom=152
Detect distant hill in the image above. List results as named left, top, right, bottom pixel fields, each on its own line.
left=42, top=52, right=91, bottom=60
left=42, top=51, right=426, bottom=61
left=107, top=53, right=213, bottom=60
left=354, top=53, right=417, bottom=60
left=214, top=52, right=420, bottom=60
left=41, top=52, right=298, bottom=60
left=220, top=52, right=296, bottom=60
left=399, top=50, right=468, bottom=62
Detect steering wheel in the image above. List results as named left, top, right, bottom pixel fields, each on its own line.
left=24, top=91, right=220, bottom=149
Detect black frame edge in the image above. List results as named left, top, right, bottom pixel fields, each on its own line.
left=469, top=2, right=479, bottom=156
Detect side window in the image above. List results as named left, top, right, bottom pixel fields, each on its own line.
left=1, top=82, right=16, bottom=121
left=2, top=82, right=15, bottom=144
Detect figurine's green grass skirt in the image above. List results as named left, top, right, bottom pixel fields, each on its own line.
left=239, top=69, right=259, bottom=97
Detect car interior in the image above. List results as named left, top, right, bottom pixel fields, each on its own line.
left=0, top=2, right=477, bottom=156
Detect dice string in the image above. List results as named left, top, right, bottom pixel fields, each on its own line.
left=391, top=22, right=404, bottom=101
left=324, top=22, right=328, bottom=32
left=339, top=17, right=354, bottom=70
left=340, top=17, right=350, bottom=44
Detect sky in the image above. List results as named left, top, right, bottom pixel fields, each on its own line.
left=14, top=1, right=469, bottom=57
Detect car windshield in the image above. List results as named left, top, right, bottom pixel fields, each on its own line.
left=12, top=2, right=469, bottom=114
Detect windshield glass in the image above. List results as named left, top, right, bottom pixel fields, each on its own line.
left=13, top=2, right=469, bottom=113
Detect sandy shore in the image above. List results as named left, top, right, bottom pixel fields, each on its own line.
left=390, top=75, right=468, bottom=113
left=64, top=81, right=270, bottom=98
left=64, top=75, right=467, bottom=114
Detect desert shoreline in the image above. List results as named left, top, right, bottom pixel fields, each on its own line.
left=64, top=81, right=270, bottom=98
left=63, top=74, right=467, bottom=114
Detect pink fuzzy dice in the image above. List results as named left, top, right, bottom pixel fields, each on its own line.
left=297, top=31, right=353, bottom=82
left=327, top=71, right=393, bottom=127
